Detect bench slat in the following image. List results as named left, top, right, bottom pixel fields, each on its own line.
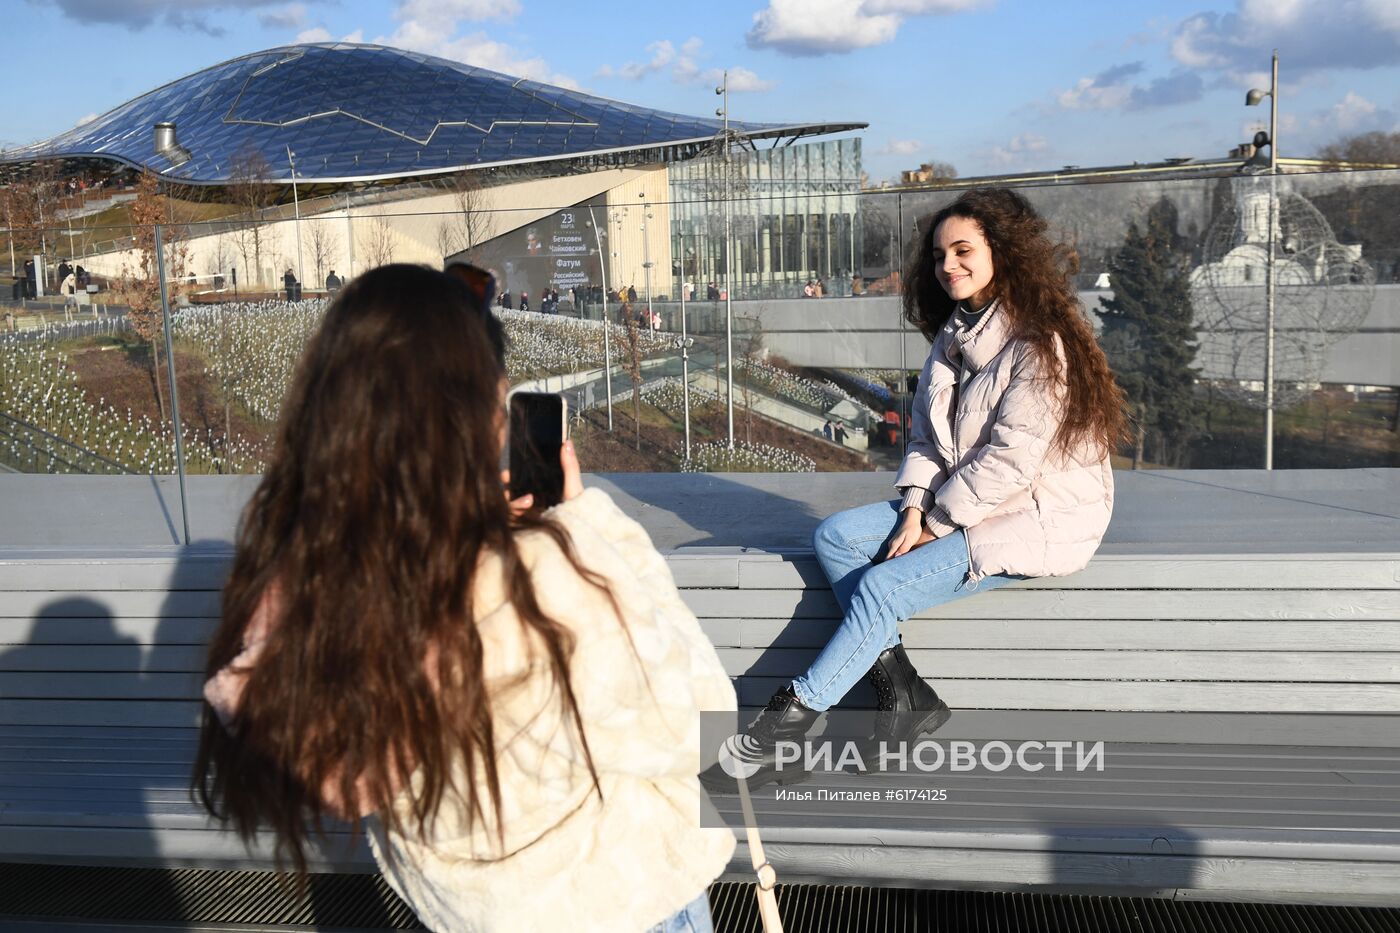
left=737, top=677, right=1400, bottom=712
left=717, top=648, right=1400, bottom=682
left=0, top=558, right=231, bottom=591
left=0, top=645, right=206, bottom=671
left=0, top=618, right=216, bottom=646
left=0, top=672, right=203, bottom=699
left=735, top=618, right=1400, bottom=651
left=751, top=840, right=1400, bottom=906
left=0, top=699, right=201, bottom=728
left=0, top=825, right=370, bottom=870
left=0, top=591, right=220, bottom=618
left=737, top=557, right=1400, bottom=591
left=691, top=589, right=1400, bottom=621
left=8, top=797, right=1400, bottom=835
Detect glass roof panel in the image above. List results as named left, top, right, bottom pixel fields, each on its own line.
left=3, top=43, right=853, bottom=183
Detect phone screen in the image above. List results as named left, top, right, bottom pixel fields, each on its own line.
left=508, top=392, right=566, bottom=509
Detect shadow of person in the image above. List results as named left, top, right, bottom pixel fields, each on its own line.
left=0, top=596, right=180, bottom=920
left=591, top=470, right=827, bottom=550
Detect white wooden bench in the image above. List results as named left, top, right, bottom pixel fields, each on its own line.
left=678, top=548, right=1400, bottom=906
left=3, top=541, right=1400, bottom=907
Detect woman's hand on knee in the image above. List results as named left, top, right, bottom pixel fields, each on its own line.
left=879, top=508, right=936, bottom=562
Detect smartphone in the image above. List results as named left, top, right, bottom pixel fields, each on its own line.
left=508, top=391, right=568, bottom=509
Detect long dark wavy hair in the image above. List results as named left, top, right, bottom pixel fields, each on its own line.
left=193, top=264, right=610, bottom=876
left=904, top=187, right=1127, bottom=458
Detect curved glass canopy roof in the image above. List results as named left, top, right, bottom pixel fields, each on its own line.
left=3, top=43, right=863, bottom=185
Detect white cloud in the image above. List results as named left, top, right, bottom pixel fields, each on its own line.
left=1328, top=91, right=1379, bottom=133
left=748, top=0, right=900, bottom=55
left=295, top=26, right=363, bottom=43
left=712, top=66, right=774, bottom=92
left=377, top=22, right=579, bottom=88
left=878, top=138, right=922, bottom=156
left=1291, top=90, right=1399, bottom=152
left=396, top=0, right=520, bottom=22
left=1057, top=62, right=1142, bottom=110
left=597, top=39, right=677, bottom=80
left=598, top=37, right=773, bottom=92
left=368, top=0, right=574, bottom=87
left=983, top=133, right=1048, bottom=167
left=864, top=0, right=986, bottom=10
left=1056, top=61, right=1203, bottom=111
left=49, top=0, right=295, bottom=36
left=747, top=0, right=990, bottom=55
left=1058, top=75, right=1133, bottom=111
left=258, top=2, right=306, bottom=29
left=1170, top=1, right=1400, bottom=78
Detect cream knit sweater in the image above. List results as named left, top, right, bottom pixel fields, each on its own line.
left=206, top=488, right=737, bottom=931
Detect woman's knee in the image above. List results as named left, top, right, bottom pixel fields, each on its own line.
left=812, top=510, right=856, bottom=555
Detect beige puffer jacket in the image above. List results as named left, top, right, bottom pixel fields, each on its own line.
left=893, top=301, right=1114, bottom=583
left=204, top=488, right=736, bottom=932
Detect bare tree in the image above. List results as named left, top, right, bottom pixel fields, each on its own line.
left=1319, top=131, right=1400, bottom=168
left=435, top=221, right=456, bottom=262
left=737, top=320, right=766, bottom=445
left=365, top=212, right=396, bottom=269
left=226, top=148, right=275, bottom=289
left=307, top=219, right=340, bottom=288
left=621, top=303, right=643, bottom=451
left=112, top=171, right=190, bottom=419
left=437, top=172, right=494, bottom=260
left=206, top=233, right=230, bottom=283
left=2, top=161, right=63, bottom=275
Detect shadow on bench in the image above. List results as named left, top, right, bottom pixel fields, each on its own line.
left=2, top=545, right=1399, bottom=908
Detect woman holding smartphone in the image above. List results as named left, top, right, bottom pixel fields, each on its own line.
left=712, top=188, right=1126, bottom=786
left=196, top=265, right=734, bottom=932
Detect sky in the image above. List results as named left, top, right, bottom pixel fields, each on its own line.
left=4, top=0, right=1399, bottom=183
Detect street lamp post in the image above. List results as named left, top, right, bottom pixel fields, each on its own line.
left=153, top=224, right=191, bottom=545
left=1246, top=51, right=1279, bottom=470
left=640, top=193, right=654, bottom=324
left=586, top=204, right=614, bottom=430
left=286, top=146, right=305, bottom=298
left=716, top=71, right=735, bottom=449
left=675, top=332, right=695, bottom=460
left=677, top=229, right=695, bottom=459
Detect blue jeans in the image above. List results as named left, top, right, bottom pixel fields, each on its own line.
left=646, top=891, right=713, bottom=933
left=792, top=500, right=1021, bottom=712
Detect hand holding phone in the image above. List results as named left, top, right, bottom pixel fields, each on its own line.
left=507, top=391, right=568, bottom=510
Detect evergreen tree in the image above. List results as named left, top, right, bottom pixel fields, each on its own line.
left=1096, top=197, right=1203, bottom=467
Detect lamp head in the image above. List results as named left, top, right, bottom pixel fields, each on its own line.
left=1252, top=130, right=1271, bottom=149
left=715, top=86, right=723, bottom=95
left=1245, top=88, right=1267, bottom=106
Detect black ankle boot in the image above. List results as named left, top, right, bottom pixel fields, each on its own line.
left=699, top=685, right=820, bottom=793
left=867, top=643, right=950, bottom=745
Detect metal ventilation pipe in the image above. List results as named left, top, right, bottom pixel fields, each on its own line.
left=153, top=122, right=191, bottom=167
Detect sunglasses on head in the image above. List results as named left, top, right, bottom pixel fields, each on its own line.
left=444, top=262, right=497, bottom=312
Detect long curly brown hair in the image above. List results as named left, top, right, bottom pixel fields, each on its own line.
left=904, top=187, right=1127, bottom=458
left=193, top=264, right=611, bottom=876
